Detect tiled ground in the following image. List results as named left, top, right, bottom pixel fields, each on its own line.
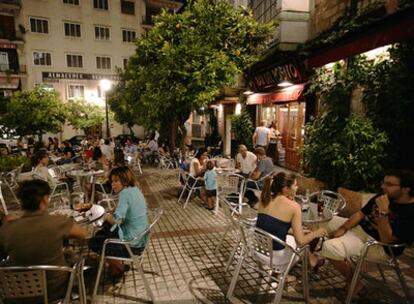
left=90, top=167, right=414, bottom=304
left=2, top=167, right=413, bottom=303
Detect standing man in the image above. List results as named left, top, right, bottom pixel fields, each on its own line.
left=235, top=145, right=257, bottom=177
left=252, top=120, right=270, bottom=149
left=319, top=169, right=414, bottom=294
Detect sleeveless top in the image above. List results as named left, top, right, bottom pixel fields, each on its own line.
left=256, top=213, right=291, bottom=250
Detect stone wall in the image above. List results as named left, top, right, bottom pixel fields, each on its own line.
left=309, top=0, right=350, bottom=39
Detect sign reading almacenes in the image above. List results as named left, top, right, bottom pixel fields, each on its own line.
left=248, top=61, right=305, bottom=92
left=42, top=72, right=120, bottom=81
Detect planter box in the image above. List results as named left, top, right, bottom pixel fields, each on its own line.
left=337, top=187, right=376, bottom=218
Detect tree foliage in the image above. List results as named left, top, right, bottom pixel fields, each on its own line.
left=66, top=98, right=105, bottom=135
left=231, top=107, right=253, bottom=151
left=112, top=0, right=274, bottom=147
left=1, top=87, right=67, bottom=139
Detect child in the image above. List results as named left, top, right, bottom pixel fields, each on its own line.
left=204, top=160, right=217, bottom=210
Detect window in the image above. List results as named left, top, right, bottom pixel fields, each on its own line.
left=94, top=26, right=110, bottom=40
left=64, top=22, right=81, bottom=37
left=0, top=52, right=9, bottom=71
left=33, top=51, right=52, bottom=66
left=122, top=29, right=136, bottom=42
left=94, top=0, right=108, bottom=10
left=66, top=54, right=83, bottom=68
left=67, top=85, right=84, bottom=99
left=63, top=0, right=80, bottom=5
left=123, top=58, right=128, bottom=69
left=121, top=0, right=135, bottom=14
left=96, top=56, right=111, bottom=69
left=30, top=17, right=49, bottom=34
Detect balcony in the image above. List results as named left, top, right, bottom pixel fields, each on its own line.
left=0, top=64, right=26, bottom=75
left=0, top=0, right=21, bottom=15
left=0, top=30, right=24, bottom=42
left=142, top=15, right=154, bottom=28
left=144, top=0, right=183, bottom=10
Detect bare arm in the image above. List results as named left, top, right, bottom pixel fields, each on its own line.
left=291, top=205, right=326, bottom=246
left=68, top=223, right=88, bottom=239
left=252, top=131, right=257, bottom=146
left=334, top=211, right=365, bottom=238
left=375, top=195, right=396, bottom=243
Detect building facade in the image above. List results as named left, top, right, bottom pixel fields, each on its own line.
left=2, top=0, right=181, bottom=140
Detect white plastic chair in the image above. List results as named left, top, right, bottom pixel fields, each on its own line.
left=346, top=240, right=413, bottom=304
left=226, top=221, right=309, bottom=304
left=92, top=208, right=163, bottom=303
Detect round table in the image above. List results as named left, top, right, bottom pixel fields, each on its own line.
left=302, top=203, right=333, bottom=225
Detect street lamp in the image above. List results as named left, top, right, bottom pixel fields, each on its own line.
left=100, top=79, right=112, bottom=139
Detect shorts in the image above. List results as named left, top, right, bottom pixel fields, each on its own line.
left=205, top=189, right=217, bottom=198
left=319, top=216, right=388, bottom=263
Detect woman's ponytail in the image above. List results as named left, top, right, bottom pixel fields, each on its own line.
left=260, top=176, right=273, bottom=206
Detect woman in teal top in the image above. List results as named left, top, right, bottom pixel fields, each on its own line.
left=89, top=166, right=149, bottom=276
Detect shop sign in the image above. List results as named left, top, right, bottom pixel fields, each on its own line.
left=248, top=61, right=305, bottom=92
left=42, top=72, right=120, bottom=81
left=0, top=43, right=17, bottom=49
left=247, top=84, right=305, bottom=105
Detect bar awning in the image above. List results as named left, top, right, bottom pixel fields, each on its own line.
left=0, top=77, right=20, bottom=89
left=247, top=84, right=305, bottom=105
left=306, top=7, right=414, bottom=68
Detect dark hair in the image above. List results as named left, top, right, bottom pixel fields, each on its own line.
left=195, top=148, right=207, bottom=160
left=260, top=172, right=296, bottom=206
left=113, top=148, right=125, bottom=167
left=207, top=160, right=214, bottom=170
left=109, top=166, right=136, bottom=188
left=386, top=169, right=414, bottom=196
left=17, top=180, right=50, bottom=211
left=92, top=147, right=103, bottom=161
left=32, top=150, right=48, bottom=166
left=104, top=139, right=110, bottom=145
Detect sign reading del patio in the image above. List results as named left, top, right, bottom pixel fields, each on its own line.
left=42, top=72, right=120, bottom=81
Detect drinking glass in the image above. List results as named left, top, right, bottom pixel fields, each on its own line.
left=317, top=192, right=325, bottom=215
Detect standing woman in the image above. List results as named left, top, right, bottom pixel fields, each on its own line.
left=267, top=121, right=281, bottom=164
left=257, top=172, right=326, bottom=268
left=89, top=166, right=149, bottom=275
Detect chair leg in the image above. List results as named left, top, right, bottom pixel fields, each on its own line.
left=393, top=260, right=413, bottom=303
left=301, top=250, right=310, bottom=303
left=272, top=272, right=287, bottom=304
left=183, top=188, right=193, bottom=209
left=346, top=257, right=365, bottom=304
left=138, top=264, right=154, bottom=302
left=226, top=252, right=245, bottom=299
left=225, top=240, right=241, bottom=273
left=131, top=263, right=138, bottom=295
left=178, top=186, right=186, bottom=203
left=92, top=255, right=106, bottom=303
left=214, top=195, right=219, bottom=215
left=377, top=263, right=387, bottom=283
left=214, top=225, right=231, bottom=256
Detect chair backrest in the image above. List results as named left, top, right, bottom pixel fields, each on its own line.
left=310, top=190, right=347, bottom=215
left=0, top=263, right=78, bottom=304
left=217, top=173, right=245, bottom=198
left=239, top=221, right=297, bottom=272
left=97, top=198, right=117, bottom=212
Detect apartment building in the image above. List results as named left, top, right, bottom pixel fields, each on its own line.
left=1, top=0, right=181, bottom=139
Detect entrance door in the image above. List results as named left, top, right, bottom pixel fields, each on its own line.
left=276, top=102, right=305, bottom=171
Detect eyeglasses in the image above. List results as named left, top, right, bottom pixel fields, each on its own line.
left=381, top=180, right=400, bottom=187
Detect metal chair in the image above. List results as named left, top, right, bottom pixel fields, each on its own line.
left=216, top=173, right=246, bottom=215
left=158, top=155, right=175, bottom=169
left=32, top=172, right=71, bottom=209
left=214, top=196, right=256, bottom=270
left=346, top=240, right=413, bottom=304
left=226, top=220, right=309, bottom=304
left=178, top=171, right=204, bottom=208
left=92, top=208, right=163, bottom=303
left=309, top=190, right=347, bottom=215
left=0, top=259, right=87, bottom=304
left=1, top=163, right=24, bottom=190
left=126, top=153, right=143, bottom=174
left=243, top=170, right=275, bottom=198
left=0, top=180, right=20, bottom=215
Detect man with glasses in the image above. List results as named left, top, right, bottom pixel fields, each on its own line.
left=317, top=169, right=414, bottom=294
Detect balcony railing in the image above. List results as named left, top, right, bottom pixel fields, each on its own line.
left=0, top=64, right=26, bottom=74
left=0, top=0, right=21, bottom=6
left=0, top=31, right=24, bottom=41
left=142, top=15, right=154, bottom=26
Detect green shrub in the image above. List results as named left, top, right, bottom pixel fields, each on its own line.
left=231, top=108, right=253, bottom=151
left=301, top=114, right=388, bottom=191
left=0, top=155, right=29, bottom=173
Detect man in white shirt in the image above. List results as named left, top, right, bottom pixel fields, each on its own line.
left=235, top=145, right=257, bottom=177
left=252, top=120, right=270, bottom=149
left=100, top=139, right=113, bottom=161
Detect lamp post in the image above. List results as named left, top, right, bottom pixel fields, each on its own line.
left=100, top=79, right=112, bottom=139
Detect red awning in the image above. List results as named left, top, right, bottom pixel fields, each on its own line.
left=306, top=10, right=414, bottom=68
left=0, top=77, right=20, bottom=89
left=247, top=84, right=305, bottom=105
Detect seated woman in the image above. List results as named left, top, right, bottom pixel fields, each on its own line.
left=256, top=172, right=327, bottom=269
left=32, top=150, right=55, bottom=185
left=89, top=166, right=149, bottom=275
left=0, top=180, right=87, bottom=301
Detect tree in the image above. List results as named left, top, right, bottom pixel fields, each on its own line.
left=1, top=87, right=67, bottom=140
left=115, top=0, right=274, bottom=148
left=66, top=99, right=105, bottom=136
